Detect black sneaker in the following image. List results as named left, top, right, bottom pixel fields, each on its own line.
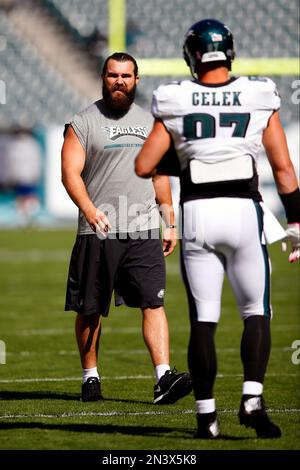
left=194, top=411, right=219, bottom=439
left=81, top=377, right=103, bottom=402
left=238, top=395, right=281, bottom=438
left=153, top=368, right=193, bottom=405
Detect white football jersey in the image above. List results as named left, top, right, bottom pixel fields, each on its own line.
left=152, top=76, right=280, bottom=182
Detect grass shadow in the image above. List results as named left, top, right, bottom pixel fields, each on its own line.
left=0, top=422, right=252, bottom=441
left=0, top=391, right=152, bottom=405
left=0, top=391, right=79, bottom=401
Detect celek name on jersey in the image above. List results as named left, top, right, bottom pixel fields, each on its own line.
left=192, top=91, right=241, bottom=107
left=102, top=125, right=148, bottom=141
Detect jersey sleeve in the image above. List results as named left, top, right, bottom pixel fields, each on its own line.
left=151, top=83, right=183, bottom=119
left=69, top=113, right=88, bottom=151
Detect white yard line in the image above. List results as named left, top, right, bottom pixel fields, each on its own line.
left=0, top=408, right=299, bottom=420
left=0, top=250, right=70, bottom=263
left=3, top=325, right=298, bottom=336
left=2, top=327, right=189, bottom=335
left=12, top=329, right=74, bottom=336
left=4, top=345, right=296, bottom=357
left=0, top=375, right=153, bottom=383
left=0, top=372, right=297, bottom=384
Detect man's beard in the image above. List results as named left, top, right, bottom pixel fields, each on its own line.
left=102, top=81, right=136, bottom=112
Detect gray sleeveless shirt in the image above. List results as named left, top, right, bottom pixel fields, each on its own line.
left=68, top=100, right=160, bottom=234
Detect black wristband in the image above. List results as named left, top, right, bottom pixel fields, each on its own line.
left=279, top=188, right=300, bottom=223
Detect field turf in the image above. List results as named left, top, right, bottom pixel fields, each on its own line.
left=0, top=229, right=299, bottom=455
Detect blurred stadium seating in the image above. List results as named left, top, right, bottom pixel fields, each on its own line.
left=0, top=0, right=299, bottom=222
left=125, top=0, right=299, bottom=124
left=0, top=0, right=299, bottom=126
left=43, top=0, right=108, bottom=47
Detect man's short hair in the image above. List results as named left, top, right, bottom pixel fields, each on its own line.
left=102, top=52, right=139, bottom=77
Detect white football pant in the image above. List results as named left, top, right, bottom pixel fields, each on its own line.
left=181, top=198, right=272, bottom=323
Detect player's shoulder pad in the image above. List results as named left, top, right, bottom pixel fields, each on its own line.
left=152, top=81, right=186, bottom=118
left=154, top=80, right=184, bottom=98
left=247, top=76, right=277, bottom=89
left=245, top=76, right=279, bottom=96
left=245, top=76, right=280, bottom=110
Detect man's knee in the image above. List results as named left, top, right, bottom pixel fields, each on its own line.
left=142, top=305, right=166, bottom=318
left=76, top=312, right=101, bottom=327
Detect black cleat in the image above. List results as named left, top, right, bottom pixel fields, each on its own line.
left=238, top=395, right=281, bottom=438
left=194, top=411, right=220, bottom=439
left=81, top=377, right=103, bottom=402
left=153, top=368, right=193, bottom=405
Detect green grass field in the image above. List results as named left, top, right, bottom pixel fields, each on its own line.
left=0, top=229, right=299, bottom=453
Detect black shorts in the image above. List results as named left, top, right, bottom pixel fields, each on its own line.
left=65, top=229, right=166, bottom=316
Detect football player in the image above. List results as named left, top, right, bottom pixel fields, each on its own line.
left=135, top=19, right=300, bottom=438
left=62, top=53, right=193, bottom=406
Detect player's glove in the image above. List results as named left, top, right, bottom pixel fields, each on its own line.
left=282, top=223, right=300, bottom=263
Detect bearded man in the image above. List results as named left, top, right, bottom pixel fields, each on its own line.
left=61, top=52, right=192, bottom=404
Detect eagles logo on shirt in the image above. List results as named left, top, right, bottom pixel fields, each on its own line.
left=102, top=126, right=149, bottom=141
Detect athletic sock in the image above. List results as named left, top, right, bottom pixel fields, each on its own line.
left=154, top=364, right=170, bottom=383
left=242, top=381, right=263, bottom=396
left=82, top=367, right=100, bottom=384
left=196, top=398, right=216, bottom=414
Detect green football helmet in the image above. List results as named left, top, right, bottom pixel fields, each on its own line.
left=183, top=19, right=235, bottom=76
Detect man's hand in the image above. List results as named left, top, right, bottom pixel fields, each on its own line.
left=282, top=223, right=300, bottom=263
left=162, top=226, right=177, bottom=257
left=84, top=207, right=111, bottom=238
